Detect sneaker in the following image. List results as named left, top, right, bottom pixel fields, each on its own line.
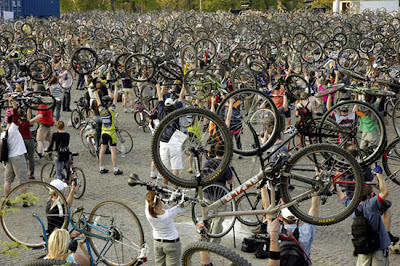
left=389, top=232, right=400, bottom=243
left=157, top=173, right=162, bottom=180
left=114, top=169, right=123, bottom=175
left=4, top=199, right=12, bottom=207
left=124, top=109, right=127, bottom=113
left=150, top=173, right=157, bottom=179
left=238, top=155, right=243, bottom=159
left=187, top=168, right=193, bottom=173
left=100, top=169, right=109, bottom=174
left=131, top=109, right=135, bottom=113
left=22, top=197, right=30, bottom=208
left=28, top=175, right=35, bottom=180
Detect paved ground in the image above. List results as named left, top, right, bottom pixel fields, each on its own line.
left=1, top=81, right=400, bottom=265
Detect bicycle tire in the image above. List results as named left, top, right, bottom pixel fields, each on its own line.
left=22, top=259, right=79, bottom=266
left=89, top=138, right=99, bottom=160
left=71, top=167, right=86, bottom=199
left=71, top=109, right=82, bottom=130
left=181, top=241, right=251, bottom=266
left=319, top=100, right=386, bottom=166
left=80, top=123, right=91, bottom=149
left=191, top=183, right=236, bottom=239
left=183, top=68, right=214, bottom=100
left=139, top=83, right=156, bottom=109
left=124, top=53, right=156, bottom=82
left=392, top=99, right=400, bottom=137
left=0, top=57, right=12, bottom=79
left=285, top=74, right=310, bottom=100
left=71, top=47, right=98, bottom=75
left=300, top=41, right=323, bottom=64
left=88, top=201, right=145, bottom=266
left=116, top=128, right=133, bottom=154
left=1, top=181, right=69, bottom=248
left=231, top=66, right=256, bottom=90
left=40, top=162, right=56, bottom=183
left=151, top=107, right=233, bottom=188
left=28, top=58, right=52, bottom=82
left=280, top=143, right=364, bottom=226
left=235, top=191, right=263, bottom=227
left=24, top=92, right=55, bottom=110
left=382, top=138, right=400, bottom=186
left=337, top=48, right=360, bottom=70
left=338, top=67, right=367, bottom=81
left=216, top=89, right=279, bottom=156
left=134, top=111, right=149, bottom=132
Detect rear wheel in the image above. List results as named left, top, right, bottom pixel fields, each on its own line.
left=382, top=138, right=400, bottom=186
left=116, top=129, right=133, bottom=154
left=235, top=192, right=262, bottom=227
left=71, top=109, right=82, bottom=129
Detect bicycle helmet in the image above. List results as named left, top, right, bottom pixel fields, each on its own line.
left=101, top=95, right=113, bottom=106
left=149, top=108, right=159, bottom=119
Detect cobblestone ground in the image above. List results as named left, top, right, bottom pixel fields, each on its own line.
left=1, top=82, right=400, bottom=265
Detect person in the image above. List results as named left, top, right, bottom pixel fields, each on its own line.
left=46, top=179, right=76, bottom=234
left=268, top=218, right=282, bottom=266
left=46, top=76, right=63, bottom=122
left=149, top=108, right=161, bottom=179
left=11, top=98, right=42, bottom=179
left=36, top=85, right=55, bottom=157
left=156, top=82, right=186, bottom=185
left=145, top=190, right=183, bottom=266
left=1, top=108, right=28, bottom=200
left=45, top=120, right=70, bottom=180
left=121, top=74, right=135, bottom=113
left=94, top=82, right=123, bottom=175
left=45, top=229, right=90, bottom=266
left=90, top=91, right=103, bottom=150
left=59, top=69, right=72, bottom=112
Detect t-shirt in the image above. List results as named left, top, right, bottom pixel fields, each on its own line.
left=158, top=100, right=183, bottom=142
left=319, top=85, right=334, bottom=103
left=121, top=78, right=133, bottom=89
left=12, top=108, right=32, bottom=139
left=333, top=111, right=356, bottom=128
left=0, top=123, right=27, bottom=158
left=48, top=132, right=70, bottom=153
left=145, top=202, right=183, bottom=240
left=149, top=119, right=160, bottom=135
left=268, top=142, right=289, bottom=163
left=358, top=102, right=379, bottom=133
left=357, top=196, right=391, bottom=250
left=271, top=87, right=285, bottom=109
left=99, top=105, right=116, bottom=134
left=37, top=105, right=54, bottom=126
left=46, top=199, right=66, bottom=234
left=202, top=158, right=232, bottom=201
left=48, top=84, right=62, bottom=100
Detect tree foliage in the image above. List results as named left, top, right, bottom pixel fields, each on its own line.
left=60, top=0, right=304, bottom=12
left=311, top=0, right=335, bottom=10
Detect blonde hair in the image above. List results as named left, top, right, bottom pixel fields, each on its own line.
left=48, top=229, right=70, bottom=260
left=56, top=120, right=65, bottom=130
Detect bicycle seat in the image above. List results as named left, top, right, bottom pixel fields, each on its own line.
left=128, top=173, right=145, bottom=187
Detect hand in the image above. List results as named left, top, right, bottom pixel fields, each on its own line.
left=77, top=234, right=86, bottom=245
left=373, top=165, right=383, bottom=175
left=71, top=179, right=78, bottom=191
left=195, top=222, right=207, bottom=234
left=268, top=218, right=280, bottom=238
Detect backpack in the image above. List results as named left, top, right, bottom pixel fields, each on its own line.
left=351, top=207, right=381, bottom=254
left=0, top=130, right=9, bottom=163
left=57, top=147, right=70, bottom=162
left=280, top=227, right=308, bottom=266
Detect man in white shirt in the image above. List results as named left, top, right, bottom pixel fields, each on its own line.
left=2, top=113, right=28, bottom=198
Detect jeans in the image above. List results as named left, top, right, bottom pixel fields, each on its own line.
left=54, top=156, right=68, bottom=180
left=53, top=100, right=61, bottom=121
left=23, top=138, right=35, bottom=175
left=77, top=74, right=85, bottom=89
left=63, top=91, right=71, bottom=110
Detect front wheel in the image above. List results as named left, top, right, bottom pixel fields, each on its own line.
left=116, top=129, right=133, bottom=154
left=235, top=192, right=262, bottom=227
left=71, top=109, right=82, bottom=130
left=88, top=201, right=145, bottom=266
left=71, top=167, right=86, bottom=199
left=280, top=143, right=364, bottom=226
left=382, top=138, right=400, bottom=186
left=182, top=241, right=251, bottom=266
left=25, top=92, right=56, bottom=110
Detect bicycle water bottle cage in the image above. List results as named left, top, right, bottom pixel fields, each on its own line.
left=135, top=104, right=145, bottom=111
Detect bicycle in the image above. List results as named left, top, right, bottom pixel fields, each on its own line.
left=40, top=152, right=86, bottom=199
left=133, top=102, right=150, bottom=133
left=0, top=91, right=56, bottom=111
left=80, top=120, right=100, bottom=160
left=1, top=181, right=148, bottom=266
left=71, top=96, right=91, bottom=130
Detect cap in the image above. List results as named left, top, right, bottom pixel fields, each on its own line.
left=50, top=179, right=68, bottom=192
left=339, top=104, right=349, bottom=111
left=165, top=98, right=174, bottom=106
left=281, top=208, right=298, bottom=221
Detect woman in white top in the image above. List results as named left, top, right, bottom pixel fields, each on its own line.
left=145, top=190, right=183, bottom=266
left=149, top=109, right=161, bottom=179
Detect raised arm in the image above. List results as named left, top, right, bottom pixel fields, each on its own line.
left=225, top=98, right=234, bottom=127
left=113, top=82, right=118, bottom=105
left=179, top=83, right=186, bottom=102
left=94, top=89, right=101, bottom=106
left=156, top=83, right=163, bottom=101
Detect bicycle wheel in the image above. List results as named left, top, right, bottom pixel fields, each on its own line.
left=89, top=138, right=99, bottom=160
left=134, top=111, right=149, bottom=132
left=1, top=181, right=69, bottom=248
left=152, top=107, right=232, bottom=188
left=301, top=41, right=323, bottom=64
left=280, top=143, right=363, bottom=226
left=235, top=192, right=263, bottom=227
left=116, top=129, right=133, bottom=154
left=40, top=162, right=56, bottom=183
left=182, top=241, right=251, bottom=266
left=71, top=167, right=86, bottom=199
left=140, top=83, right=156, bottom=109
left=382, top=138, right=400, bottom=186
left=216, top=89, right=279, bottom=156
left=71, top=47, right=98, bottom=75
left=337, top=48, right=360, bottom=70
left=80, top=124, right=91, bottom=149
left=124, top=53, right=156, bottom=82
left=319, top=100, right=387, bottom=166
left=71, top=109, right=82, bottom=130
left=392, top=99, right=400, bottom=137
left=0, top=57, right=12, bottom=79
left=88, top=201, right=144, bottom=266
left=191, top=183, right=236, bottom=239
left=25, top=92, right=56, bottom=110
left=28, top=58, right=52, bottom=82
left=231, top=66, right=256, bottom=90
left=285, top=75, right=310, bottom=100
left=183, top=68, right=214, bottom=100
left=23, top=259, right=78, bottom=266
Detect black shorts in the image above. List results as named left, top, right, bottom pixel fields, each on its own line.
left=101, top=133, right=117, bottom=146
left=285, top=110, right=291, bottom=118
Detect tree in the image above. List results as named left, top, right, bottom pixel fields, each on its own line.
left=311, top=0, right=334, bottom=10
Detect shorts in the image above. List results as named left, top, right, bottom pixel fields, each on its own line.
left=160, top=141, right=182, bottom=170
left=36, top=124, right=52, bottom=142
left=285, top=109, right=291, bottom=118
left=123, top=88, right=134, bottom=100
left=360, top=131, right=378, bottom=151
left=5, top=154, right=28, bottom=184
left=101, top=132, right=117, bottom=146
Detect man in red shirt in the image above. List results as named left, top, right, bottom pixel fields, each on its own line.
left=36, top=100, right=55, bottom=157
